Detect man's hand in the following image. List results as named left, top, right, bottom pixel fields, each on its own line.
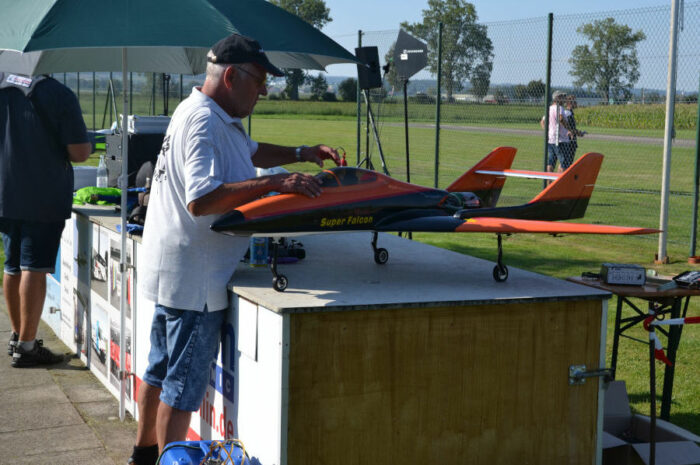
left=276, top=172, right=322, bottom=198
left=299, top=145, right=341, bottom=167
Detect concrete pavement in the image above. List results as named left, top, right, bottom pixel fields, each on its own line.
left=0, top=292, right=137, bottom=465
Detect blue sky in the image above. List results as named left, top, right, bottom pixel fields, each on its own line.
left=321, top=0, right=673, bottom=36
left=315, top=0, right=699, bottom=91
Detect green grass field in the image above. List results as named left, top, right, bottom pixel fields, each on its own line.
left=247, top=117, right=700, bottom=436
left=5, top=97, right=699, bottom=435
left=252, top=99, right=699, bottom=133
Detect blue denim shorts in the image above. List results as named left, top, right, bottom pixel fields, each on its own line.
left=0, top=218, right=64, bottom=275
left=547, top=142, right=574, bottom=170
left=558, top=142, right=574, bottom=169
left=142, top=304, right=226, bottom=411
left=547, top=143, right=562, bottom=168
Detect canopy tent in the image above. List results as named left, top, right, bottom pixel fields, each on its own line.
left=0, top=0, right=357, bottom=75
left=0, top=0, right=358, bottom=421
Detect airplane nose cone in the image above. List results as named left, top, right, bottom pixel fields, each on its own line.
left=210, top=210, right=245, bottom=233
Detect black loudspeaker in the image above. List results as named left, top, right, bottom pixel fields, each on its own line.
left=355, top=46, right=382, bottom=90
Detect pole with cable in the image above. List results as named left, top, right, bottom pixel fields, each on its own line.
left=356, top=30, right=362, bottom=166
left=403, top=78, right=410, bottom=183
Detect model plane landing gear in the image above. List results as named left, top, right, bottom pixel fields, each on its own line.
left=493, top=264, right=508, bottom=282
left=492, top=234, right=509, bottom=282
left=270, top=240, right=288, bottom=292
left=273, top=275, right=288, bottom=292
left=375, top=248, right=389, bottom=264
left=371, top=232, right=389, bottom=264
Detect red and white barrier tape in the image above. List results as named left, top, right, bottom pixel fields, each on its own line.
left=643, top=315, right=700, bottom=366
left=648, top=331, right=672, bottom=366
left=647, top=316, right=700, bottom=327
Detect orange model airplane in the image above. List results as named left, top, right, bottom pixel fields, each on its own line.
left=212, top=147, right=659, bottom=291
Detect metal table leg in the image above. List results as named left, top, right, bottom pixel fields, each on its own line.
left=610, top=295, right=624, bottom=379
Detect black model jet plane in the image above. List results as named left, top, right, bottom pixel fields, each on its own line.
left=212, top=147, right=659, bottom=291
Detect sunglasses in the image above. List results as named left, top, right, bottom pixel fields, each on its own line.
left=234, top=65, right=267, bottom=87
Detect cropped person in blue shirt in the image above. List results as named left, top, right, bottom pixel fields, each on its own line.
left=0, top=72, right=91, bottom=368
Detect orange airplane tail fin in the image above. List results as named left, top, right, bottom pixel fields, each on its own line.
left=527, top=152, right=604, bottom=220
left=446, top=146, right=517, bottom=207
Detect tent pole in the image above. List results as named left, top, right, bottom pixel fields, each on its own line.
left=119, top=48, right=129, bottom=422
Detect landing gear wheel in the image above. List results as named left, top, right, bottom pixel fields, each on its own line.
left=273, top=274, right=288, bottom=292
left=374, top=248, right=389, bottom=265
left=493, top=264, right=508, bottom=282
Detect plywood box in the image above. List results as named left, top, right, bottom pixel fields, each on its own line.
left=228, top=233, right=612, bottom=465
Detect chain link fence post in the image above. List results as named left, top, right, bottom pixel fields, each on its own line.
left=543, top=13, right=554, bottom=188
left=434, top=22, right=443, bottom=188
left=356, top=30, right=363, bottom=166
left=690, top=74, right=700, bottom=260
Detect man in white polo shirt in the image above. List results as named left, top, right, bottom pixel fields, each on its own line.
left=129, top=33, right=340, bottom=465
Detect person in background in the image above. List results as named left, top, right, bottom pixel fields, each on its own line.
left=563, top=94, right=586, bottom=164
left=540, top=90, right=573, bottom=175
left=128, top=33, right=340, bottom=465
left=0, top=72, right=91, bottom=367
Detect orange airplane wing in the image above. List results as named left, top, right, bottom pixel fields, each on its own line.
left=455, top=217, right=660, bottom=235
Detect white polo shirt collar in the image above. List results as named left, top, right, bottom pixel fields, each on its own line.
left=190, top=86, right=245, bottom=130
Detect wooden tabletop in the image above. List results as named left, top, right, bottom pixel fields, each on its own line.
left=229, top=233, right=611, bottom=313
left=567, top=275, right=700, bottom=299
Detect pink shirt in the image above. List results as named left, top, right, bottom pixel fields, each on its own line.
left=547, top=104, right=569, bottom=145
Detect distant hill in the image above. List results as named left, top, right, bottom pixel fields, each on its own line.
left=325, top=76, right=439, bottom=96
left=61, top=71, right=681, bottom=103
left=324, top=75, right=674, bottom=101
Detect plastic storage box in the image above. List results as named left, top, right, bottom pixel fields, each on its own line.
left=120, top=114, right=171, bottom=134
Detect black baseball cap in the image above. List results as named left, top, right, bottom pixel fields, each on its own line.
left=207, top=33, right=284, bottom=77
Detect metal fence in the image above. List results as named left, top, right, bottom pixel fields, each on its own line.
left=327, top=3, right=700, bottom=260
left=57, top=2, right=700, bottom=260
left=59, top=72, right=198, bottom=130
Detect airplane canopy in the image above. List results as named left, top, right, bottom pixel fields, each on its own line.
left=315, top=167, right=379, bottom=188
